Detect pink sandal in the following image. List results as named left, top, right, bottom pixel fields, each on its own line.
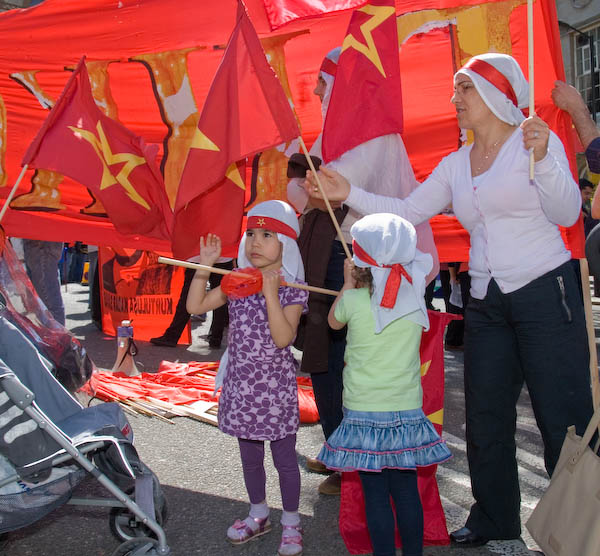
left=227, top=515, right=271, bottom=545
left=277, top=524, right=303, bottom=556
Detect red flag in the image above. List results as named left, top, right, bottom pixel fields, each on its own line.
left=21, top=57, right=172, bottom=241
left=174, top=0, right=300, bottom=213
left=339, top=311, right=457, bottom=552
left=321, top=0, right=403, bottom=163
left=171, top=162, right=246, bottom=260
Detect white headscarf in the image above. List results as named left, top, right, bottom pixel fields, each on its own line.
left=319, top=47, right=341, bottom=122
left=237, top=200, right=304, bottom=283
left=351, top=213, right=432, bottom=333
left=456, top=53, right=529, bottom=126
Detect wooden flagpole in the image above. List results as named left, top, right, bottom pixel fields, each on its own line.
left=158, top=256, right=339, bottom=297
left=0, top=164, right=28, bottom=225
left=580, top=259, right=600, bottom=408
left=298, top=136, right=353, bottom=260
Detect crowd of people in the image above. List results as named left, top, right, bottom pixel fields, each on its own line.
left=16, top=48, right=599, bottom=556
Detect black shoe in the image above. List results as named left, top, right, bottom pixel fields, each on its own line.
left=450, top=527, right=489, bottom=547
left=150, top=336, right=178, bottom=347
left=208, top=336, right=222, bottom=348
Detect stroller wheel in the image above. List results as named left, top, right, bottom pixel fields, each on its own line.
left=109, top=488, right=168, bottom=542
left=111, top=536, right=168, bottom=556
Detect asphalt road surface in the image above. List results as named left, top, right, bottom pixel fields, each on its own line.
left=4, top=281, right=589, bottom=556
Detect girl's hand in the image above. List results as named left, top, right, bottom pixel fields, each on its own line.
left=199, top=234, right=221, bottom=266
left=261, top=269, right=281, bottom=299
left=521, top=116, right=550, bottom=162
left=303, top=167, right=351, bottom=201
left=343, top=258, right=357, bottom=289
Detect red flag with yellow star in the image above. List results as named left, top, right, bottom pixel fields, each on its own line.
left=21, top=57, right=172, bottom=241
left=174, top=0, right=299, bottom=214
left=321, top=0, right=403, bottom=163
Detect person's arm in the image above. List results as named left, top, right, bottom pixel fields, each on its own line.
left=261, top=270, right=303, bottom=348
left=530, top=130, right=582, bottom=227
left=552, top=80, right=600, bottom=150
left=186, top=234, right=227, bottom=315
left=306, top=162, right=453, bottom=226
left=328, top=258, right=355, bottom=330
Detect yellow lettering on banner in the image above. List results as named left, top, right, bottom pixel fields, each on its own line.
left=342, top=4, right=396, bottom=78
left=68, top=121, right=150, bottom=210
left=130, top=48, right=205, bottom=207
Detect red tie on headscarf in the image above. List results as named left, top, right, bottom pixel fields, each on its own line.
left=352, top=240, right=412, bottom=309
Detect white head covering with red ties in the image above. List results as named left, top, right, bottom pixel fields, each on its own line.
left=237, top=200, right=304, bottom=283
left=351, top=213, right=432, bottom=333
left=456, top=53, right=529, bottom=126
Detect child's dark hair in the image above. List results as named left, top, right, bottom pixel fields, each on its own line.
left=352, top=265, right=374, bottom=295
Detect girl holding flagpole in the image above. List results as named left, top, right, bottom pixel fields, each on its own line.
left=306, top=52, right=594, bottom=547
left=317, top=213, right=451, bottom=556
left=186, top=200, right=308, bottom=556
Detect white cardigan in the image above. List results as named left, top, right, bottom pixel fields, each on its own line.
left=345, top=128, right=580, bottom=299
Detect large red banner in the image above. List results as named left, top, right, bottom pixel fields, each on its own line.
left=0, top=0, right=583, bottom=260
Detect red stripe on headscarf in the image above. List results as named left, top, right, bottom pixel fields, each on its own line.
left=463, top=58, right=518, bottom=107
left=247, top=215, right=297, bottom=239
left=352, top=240, right=412, bottom=309
left=319, top=57, right=337, bottom=77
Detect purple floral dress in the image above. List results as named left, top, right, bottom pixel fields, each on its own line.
left=218, top=284, right=308, bottom=441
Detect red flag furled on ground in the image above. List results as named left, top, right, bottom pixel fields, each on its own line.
left=21, top=57, right=173, bottom=242
left=339, top=310, right=458, bottom=551
left=172, top=0, right=300, bottom=260
left=321, top=0, right=403, bottom=163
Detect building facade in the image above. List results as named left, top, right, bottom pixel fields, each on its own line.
left=556, top=0, right=600, bottom=122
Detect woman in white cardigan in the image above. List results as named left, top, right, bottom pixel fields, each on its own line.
left=305, top=52, right=594, bottom=548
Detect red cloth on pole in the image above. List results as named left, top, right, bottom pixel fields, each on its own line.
left=321, top=0, right=403, bottom=163
left=339, top=311, right=457, bottom=552
left=21, top=57, right=173, bottom=242
left=174, top=1, right=299, bottom=211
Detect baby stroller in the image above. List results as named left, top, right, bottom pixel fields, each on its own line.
left=0, top=312, right=170, bottom=556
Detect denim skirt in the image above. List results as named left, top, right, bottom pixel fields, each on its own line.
left=317, top=407, right=452, bottom=472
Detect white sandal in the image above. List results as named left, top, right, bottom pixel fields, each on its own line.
left=227, top=515, right=271, bottom=545
left=277, top=523, right=303, bottom=556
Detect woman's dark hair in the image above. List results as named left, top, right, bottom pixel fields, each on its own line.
left=352, top=266, right=373, bottom=296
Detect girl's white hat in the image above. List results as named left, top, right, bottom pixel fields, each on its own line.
left=456, top=53, right=529, bottom=126
left=237, top=200, right=304, bottom=282
left=351, top=213, right=432, bottom=333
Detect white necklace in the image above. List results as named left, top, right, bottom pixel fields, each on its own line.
left=473, top=137, right=503, bottom=175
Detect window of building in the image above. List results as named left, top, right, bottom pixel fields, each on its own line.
left=574, top=25, right=600, bottom=121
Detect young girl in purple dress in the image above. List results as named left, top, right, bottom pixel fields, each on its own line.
left=186, top=200, right=308, bottom=556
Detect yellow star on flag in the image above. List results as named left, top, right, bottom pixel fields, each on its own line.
left=341, top=4, right=395, bottom=78
left=257, top=218, right=266, bottom=226
left=68, top=121, right=150, bottom=210
left=189, top=128, right=246, bottom=191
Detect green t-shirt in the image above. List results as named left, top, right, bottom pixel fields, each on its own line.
left=335, top=287, right=423, bottom=412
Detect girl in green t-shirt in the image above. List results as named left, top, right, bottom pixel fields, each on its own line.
left=317, top=213, right=451, bottom=556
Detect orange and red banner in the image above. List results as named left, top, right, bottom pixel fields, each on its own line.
left=0, top=0, right=584, bottom=259
left=98, top=246, right=191, bottom=344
